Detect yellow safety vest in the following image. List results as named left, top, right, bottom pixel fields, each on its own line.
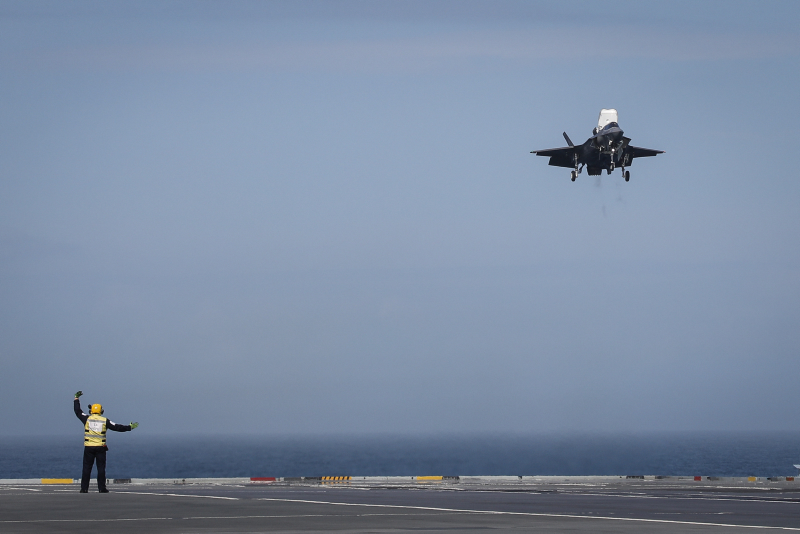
left=84, top=414, right=107, bottom=447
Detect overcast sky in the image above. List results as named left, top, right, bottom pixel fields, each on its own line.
left=2, top=0, right=799, bottom=436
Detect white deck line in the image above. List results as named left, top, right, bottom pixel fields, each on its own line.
left=257, top=496, right=800, bottom=531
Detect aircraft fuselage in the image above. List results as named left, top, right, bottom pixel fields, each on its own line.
left=577, top=122, right=628, bottom=174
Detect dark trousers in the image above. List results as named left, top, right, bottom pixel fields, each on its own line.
left=81, top=446, right=107, bottom=492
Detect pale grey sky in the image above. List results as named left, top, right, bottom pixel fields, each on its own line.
left=1, top=1, right=799, bottom=435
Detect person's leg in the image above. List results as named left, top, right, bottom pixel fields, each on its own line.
left=80, top=448, right=94, bottom=492
left=96, top=449, right=107, bottom=492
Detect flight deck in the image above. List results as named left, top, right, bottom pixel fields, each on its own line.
left=2, top=476, right=800, bottom=532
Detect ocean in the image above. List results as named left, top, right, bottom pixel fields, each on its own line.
left=3, top=433, right=799, bottom=480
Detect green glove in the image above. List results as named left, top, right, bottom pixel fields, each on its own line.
left=74, top=391, right=83, bottom=398
left=130, top=422, right=139, bottom=430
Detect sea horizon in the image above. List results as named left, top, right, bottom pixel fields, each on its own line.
left=4, top=431, right=799, bottom=480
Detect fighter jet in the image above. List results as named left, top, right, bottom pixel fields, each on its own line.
left=530, top=109, right=664, bottom=182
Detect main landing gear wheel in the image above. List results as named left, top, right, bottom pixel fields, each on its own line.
left=571, top=170, right=577, bottom=181
left=624, top=170, right=630, bottom=182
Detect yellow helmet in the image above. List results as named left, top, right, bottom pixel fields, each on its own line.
left=90, top=404, right=103, bottom=415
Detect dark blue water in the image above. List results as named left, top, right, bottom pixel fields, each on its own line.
left=3, top=433, right=799, bottom=479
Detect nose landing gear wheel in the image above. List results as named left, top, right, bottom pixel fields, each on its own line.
left=571, top=170, right=577, bottom=182
left=624, top=170, right=630, bottom=182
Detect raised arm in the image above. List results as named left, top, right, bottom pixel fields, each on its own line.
left=73, top=391, right=88, bottom=424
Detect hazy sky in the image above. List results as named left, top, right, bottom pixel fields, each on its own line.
left=2, top=0, right=799, bottom=436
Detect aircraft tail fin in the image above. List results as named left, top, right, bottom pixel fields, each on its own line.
left=562, top=132, right=574, bottom=147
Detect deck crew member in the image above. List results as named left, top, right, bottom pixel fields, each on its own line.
left=73, top=391, right=139, bottom=493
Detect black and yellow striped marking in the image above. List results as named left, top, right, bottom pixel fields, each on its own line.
left=321, top=476, right=351, bottom=482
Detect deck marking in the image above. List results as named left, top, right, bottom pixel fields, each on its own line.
left=257, top=497, right=800, bottom=531
left=0, top=512, right=455, bottom=524
left=555, top=491, right=800, bottom=505
left=0, top=517, right=172, bottom=523
left=119, top=491, right=239, bottom=500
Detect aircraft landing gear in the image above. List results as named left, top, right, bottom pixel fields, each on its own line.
left=624, top=170, right=630, bottom=182
left=571, top=154, right=581, bottom=182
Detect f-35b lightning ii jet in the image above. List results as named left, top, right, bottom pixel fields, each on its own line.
left=530, top=109, right=664, bottom=182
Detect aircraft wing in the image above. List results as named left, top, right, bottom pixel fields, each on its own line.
left=628, top=145, right=664, bottom=158
left=530, top=146, right=576, bottom=168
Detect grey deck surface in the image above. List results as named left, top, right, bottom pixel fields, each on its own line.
left=2, top=480, right=800, bottom=532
